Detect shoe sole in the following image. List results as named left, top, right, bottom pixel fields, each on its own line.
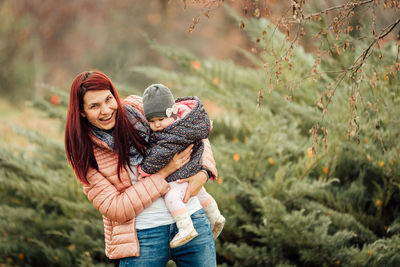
left=170, top=230, right=199, bottom=248
left=213, top=216, right=226, bottom=239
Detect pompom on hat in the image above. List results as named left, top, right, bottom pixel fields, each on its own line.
left=143, top=84, right=176, bottom=121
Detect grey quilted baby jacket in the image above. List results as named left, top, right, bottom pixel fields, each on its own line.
left=141, top=96, right=210, bottom=182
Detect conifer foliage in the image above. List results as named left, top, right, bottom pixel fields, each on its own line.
left=0, top=4, right=399, bottom=267
left=133, top=8, right=400, bottom=267
left=0, top=90, right=113, bottom=266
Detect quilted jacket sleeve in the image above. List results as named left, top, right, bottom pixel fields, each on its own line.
left=201, top=138, right=217, bottom=180
left=82, top=168, right=170, bottom=223
left=123, top=95, right=144, bottom=114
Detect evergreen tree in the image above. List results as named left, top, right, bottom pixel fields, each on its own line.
left=0, top=88, right=115, bottom=266
left=132, top=7, right=400, bottom=267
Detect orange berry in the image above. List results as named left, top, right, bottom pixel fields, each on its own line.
left=191, top=61, right=201, bottom=70
left=213, top=77, right=220, bottom=86
left=268, top=158, right=275, bottom=166
left=233, top=154, right=240, bottom=162
left=367, top=250, right=372, bottom=256
left=378, top=161, right=384, bottom=167
left=307, top=148, right=313, bottom=158
left=18, top=253, right=24, bottom=260
left=217, top=177, right=223, bottom=184
left=375, top=199, right=383, bottom=207
left=50, top=94, right=59, bottom=105
left=364, top=137, right=369, bottom=144
left=322, top=167, right=329, bottom=174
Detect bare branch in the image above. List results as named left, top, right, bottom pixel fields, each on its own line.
left=303, top=0, right=374, bottom=20
left=350, top=16, right=400, bottom=73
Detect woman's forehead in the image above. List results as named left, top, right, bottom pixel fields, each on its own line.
left=83, top=90, right=111, bottom=104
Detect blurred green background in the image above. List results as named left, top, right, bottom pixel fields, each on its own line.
left=0, top=0, right=246, bottom=100
left=0, top=0, right=250, bottom=144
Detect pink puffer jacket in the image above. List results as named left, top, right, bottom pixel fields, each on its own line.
left=81, top=95, right=217, bottom=259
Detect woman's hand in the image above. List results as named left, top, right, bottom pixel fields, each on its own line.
left=177, top=171, right=208, bottom=203
left=157, top=144, right=193, bottom=178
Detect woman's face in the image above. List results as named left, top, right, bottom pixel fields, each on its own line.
left=80, top=90, right=118, bottom=130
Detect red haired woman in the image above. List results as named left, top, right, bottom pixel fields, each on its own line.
left=65, top=71, right=218, bottom=266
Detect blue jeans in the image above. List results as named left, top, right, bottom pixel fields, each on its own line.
left=119, top=209, right=216, bottom=267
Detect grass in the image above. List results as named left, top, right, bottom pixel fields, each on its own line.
left=0, top=98, right=20, bottom=119
left=0, top=97, right=63, bottom=147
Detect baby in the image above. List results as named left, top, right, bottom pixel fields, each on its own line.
left=138, top=84, right=225, bottom=248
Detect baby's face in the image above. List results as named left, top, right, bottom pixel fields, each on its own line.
left=149, top=116, right=175, bottom=132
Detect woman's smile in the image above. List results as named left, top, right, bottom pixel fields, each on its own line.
left=99, top=112, right=114, bottom=122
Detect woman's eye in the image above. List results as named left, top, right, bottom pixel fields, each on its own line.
left=90, top=104, right=97, bottom=109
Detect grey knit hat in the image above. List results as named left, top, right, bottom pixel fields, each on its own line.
left=143, top=84, right=175, bottom=121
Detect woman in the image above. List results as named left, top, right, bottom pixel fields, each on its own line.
left=65, top=71, right=218, bottom=266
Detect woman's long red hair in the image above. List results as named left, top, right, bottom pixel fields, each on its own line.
left=65, top=71, right=148, bottom=184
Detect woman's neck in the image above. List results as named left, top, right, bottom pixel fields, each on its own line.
left=91, top=124, right=114, bottom=134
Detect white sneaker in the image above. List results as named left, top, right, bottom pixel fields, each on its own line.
left=213, top=215, right=225, bottom=239
left=170, top=229, right=199, bottom=248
